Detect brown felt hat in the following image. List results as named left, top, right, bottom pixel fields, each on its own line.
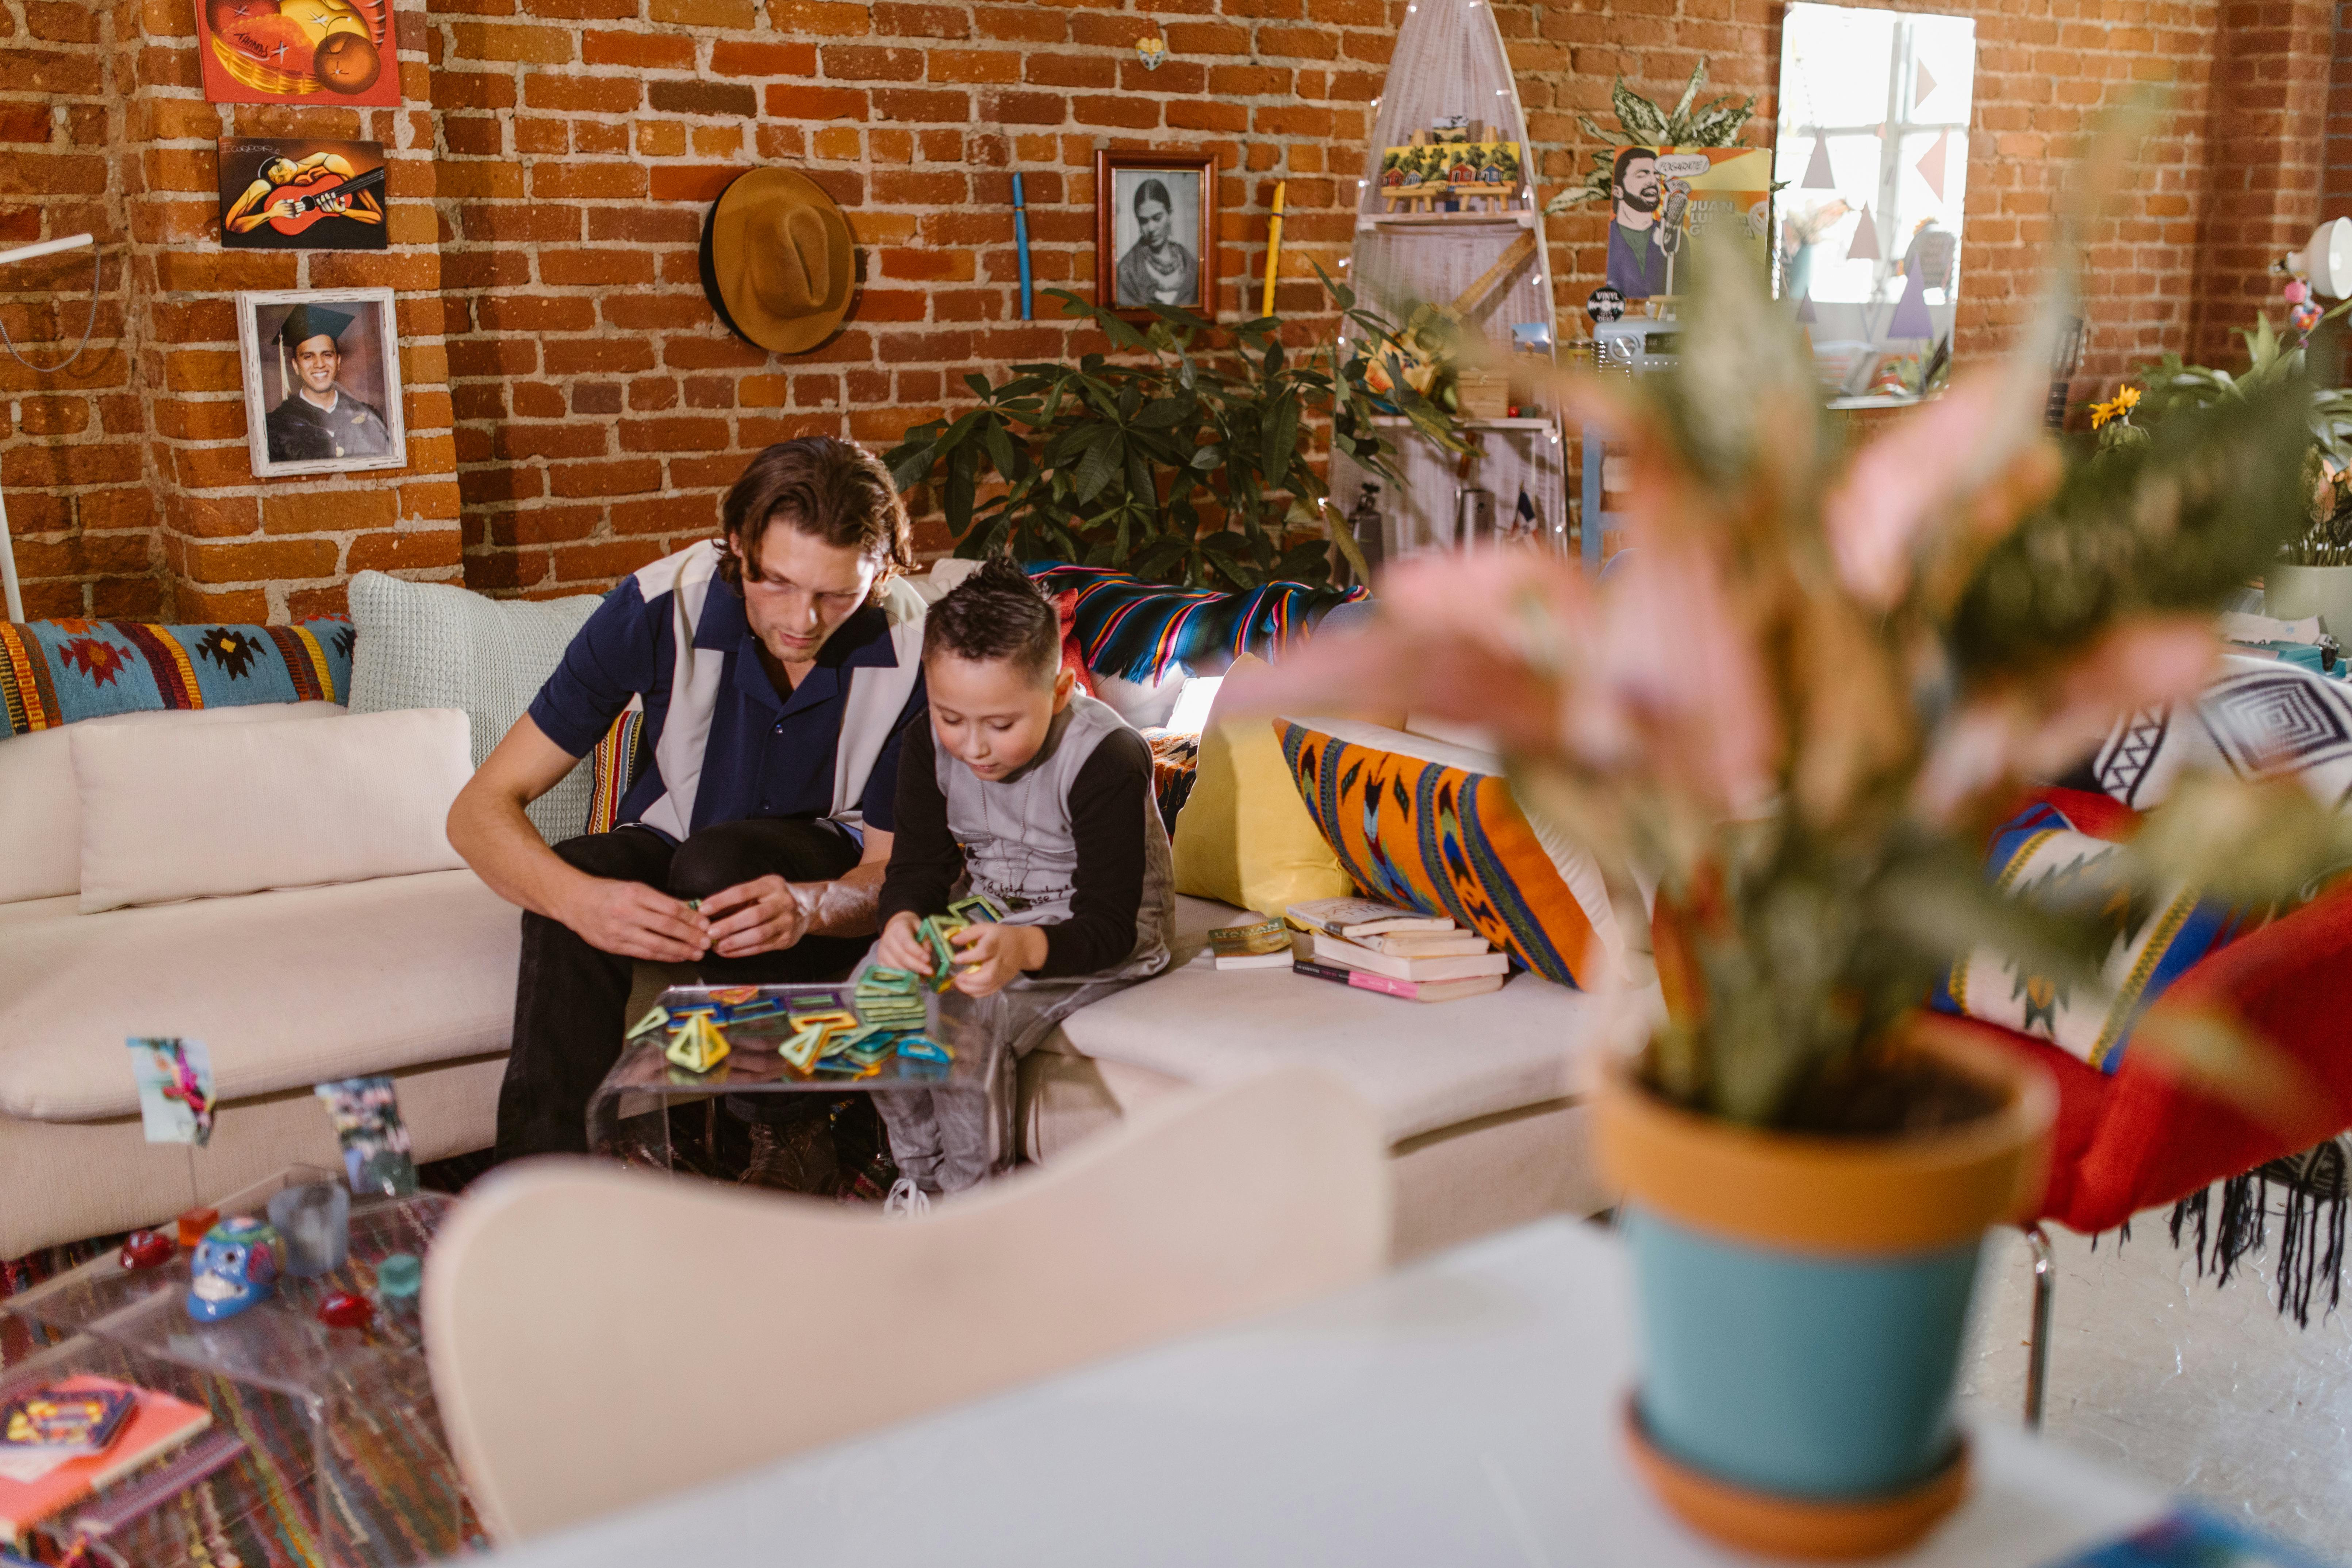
left=698, top=167, right=855, bottom=357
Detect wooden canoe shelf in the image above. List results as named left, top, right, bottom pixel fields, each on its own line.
left=1357, top=210, right=1538, bottom=231
left=1334, top=0, right=1568, bottom=560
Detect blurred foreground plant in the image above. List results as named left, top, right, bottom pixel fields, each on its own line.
left=1227, top=223, right=2348, bottom=1129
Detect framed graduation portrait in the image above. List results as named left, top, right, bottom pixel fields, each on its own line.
left=237, top=287, right=406, bottom=478
left=1095, top=150, right=1215, bottom=322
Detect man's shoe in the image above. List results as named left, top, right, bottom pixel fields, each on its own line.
left=883, top=1178, right=931, bottom=1218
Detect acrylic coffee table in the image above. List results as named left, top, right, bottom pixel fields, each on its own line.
left=587, top=980, right=1013, bottom=1185
left=0, top=1165, right=476, bottom=1568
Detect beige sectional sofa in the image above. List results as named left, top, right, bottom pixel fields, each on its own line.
left=0, top=648, right=1639, bottom=1264
left=0, top=704, right=514, bottom=1258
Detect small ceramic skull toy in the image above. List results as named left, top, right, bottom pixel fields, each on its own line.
left=187, top=1215, right=285, bottom=1323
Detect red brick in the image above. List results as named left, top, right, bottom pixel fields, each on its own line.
left=582, top=31, right=697, bottom=68
left=711, top=39, right=818, bottom=75
left=765, top=84, right=868, bottom=120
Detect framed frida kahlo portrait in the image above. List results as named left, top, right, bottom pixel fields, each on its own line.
left=1095, top=150, right=1217, bottom=322
left=236, top=287, right=407, bottom=479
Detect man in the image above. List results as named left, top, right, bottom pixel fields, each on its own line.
left=223, top=151, right=383, bottom=239
left=449, top=437, right=930, bottom=1161
left=1605, top=147, right=1681, bottom=300
left=263, top=304, right=395, bottom=464
left=1115, top=177, right=1198, bottom=308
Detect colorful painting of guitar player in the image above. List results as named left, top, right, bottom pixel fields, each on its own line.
left=236, top=286, right=407, bottom=479
left=197, top=0, right=397, bottom=107
left=219, top=138, right=387, bottom=251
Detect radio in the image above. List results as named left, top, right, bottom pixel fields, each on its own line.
left=1592, top=315, right=1683, bottom=375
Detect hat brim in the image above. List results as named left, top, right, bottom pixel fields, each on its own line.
left=699, top=168, right=855, bottom=357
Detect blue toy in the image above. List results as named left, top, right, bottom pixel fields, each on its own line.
left=186, top=1215, right=284, bottom=1323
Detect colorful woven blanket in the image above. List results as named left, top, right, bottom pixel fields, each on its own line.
left=0, top=617, right=354, bottom=739
left=1022, top=563, right=1366, bottom=683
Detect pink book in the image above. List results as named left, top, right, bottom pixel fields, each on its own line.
left=0, top=1377, right=212, bottom=1545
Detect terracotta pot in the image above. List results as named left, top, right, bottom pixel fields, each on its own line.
left=1596, top=1020, right=2055, bottom=1560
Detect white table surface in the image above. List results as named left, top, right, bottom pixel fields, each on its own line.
left=478, top=1218, right=2169, bottom=1567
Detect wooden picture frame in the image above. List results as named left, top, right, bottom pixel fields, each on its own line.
left=236, top=286, right=407, bottom=479
left=1094, top=150, right=1217, bottom=322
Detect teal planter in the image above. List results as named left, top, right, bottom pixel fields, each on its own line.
left=1624, top=1208, right=1982, bottom=1499
left=1597, top=1032, right=2054, bottom=1556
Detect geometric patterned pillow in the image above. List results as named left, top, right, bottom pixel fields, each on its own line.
left=1929, top=794, right=2260, bottom=1073
left=0, top=617, right=352, bottom=738
left=1276, top=716, right=1624, bottom=990
left=583, top=705, right=646, bottom=837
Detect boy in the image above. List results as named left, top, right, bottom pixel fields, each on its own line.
left=872, top=558, right=1173, bottom=1207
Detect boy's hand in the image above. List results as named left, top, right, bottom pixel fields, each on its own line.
left=948, top=923, right=1048, bottom=997
left=876, top=910, right=935, bottom=975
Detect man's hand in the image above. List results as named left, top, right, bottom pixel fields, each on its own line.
left=561, top=878, right=709, bottom=962
left=700, top=876, right=817, bottom=958
left=947, top=923, right=1048, bottom=998
left=876, top=910, right=935, bottom=975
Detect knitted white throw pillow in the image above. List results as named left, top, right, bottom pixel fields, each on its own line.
left=347, top=571, right=604, bottom=843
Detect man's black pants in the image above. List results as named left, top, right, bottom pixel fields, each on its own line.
left=493, top=817, right=866, bottom=1162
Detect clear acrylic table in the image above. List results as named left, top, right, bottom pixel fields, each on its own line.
left=586, top=981, right=1014, bottom=1185
left=1, top=1165, right=474, bottom=1567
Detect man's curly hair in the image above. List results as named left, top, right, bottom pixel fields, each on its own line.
left=717, top=437, right=915, bottom=599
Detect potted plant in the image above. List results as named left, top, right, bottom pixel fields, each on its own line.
left=1228, top=230, right=2344, bottom=1555
left=2094, top=311, right=2352, bottom=637
left=884, top=285, right=1467, bottom=591
left=1542, top=60, right=1760, bottom=218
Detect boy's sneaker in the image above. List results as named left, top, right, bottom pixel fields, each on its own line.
left=883, top=1178, right=931, bottom=1218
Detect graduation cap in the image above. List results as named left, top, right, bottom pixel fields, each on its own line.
left=276, top=304, right=353, bottom=349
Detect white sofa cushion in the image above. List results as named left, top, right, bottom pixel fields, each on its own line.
left=72, top=708, right=472, bottom=913
left=1052, top=895, right=1658, bottom=1143
left=348, top=569, right=603, bottom=843
left=0, top=869, right=518, bottom=1121
left=0, top=703, right=345, bottom=905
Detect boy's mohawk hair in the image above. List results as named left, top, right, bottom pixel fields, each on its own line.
left=923, top=556, right=1062, bottom=682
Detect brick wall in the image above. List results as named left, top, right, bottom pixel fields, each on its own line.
left=0, top=0, right=147, bottom=618
left=426, top=0, right=1389, bottom=597
left=0, top=0, right=2331, bottom=617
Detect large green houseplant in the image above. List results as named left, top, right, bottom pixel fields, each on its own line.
left=884, top=286, right=1466, bottom=591
left=1229, top=225, right=2348, bottom=1553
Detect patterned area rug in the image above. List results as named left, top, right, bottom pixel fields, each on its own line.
left=0, top=1163, right=493, bottom=1566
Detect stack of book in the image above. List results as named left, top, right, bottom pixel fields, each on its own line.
left=1285, top=897, right=1509, bottom=1003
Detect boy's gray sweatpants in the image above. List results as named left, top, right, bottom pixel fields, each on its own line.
left=875, top=975, right=1140, bottom=1194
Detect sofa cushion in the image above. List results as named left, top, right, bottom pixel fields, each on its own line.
left=0, top=617, right=353, bottom=739
left=0, top=869, right=518, bottom=1122
left=73, top=708, right=473, bottom=913
left=347, top=570, right=603, bottom=843
left=1053, top=895, right=1655, bottom=1144
left=1278, top=716, right=1628, bottom=990
left=0, top=702, right=345, bottom=905
left=1171, top=656, right=1354, bottom=918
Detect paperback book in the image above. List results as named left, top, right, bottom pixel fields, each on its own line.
left=1285, top=897, right=1456, bottom=940
left=0, top=1379, right=211, bottom=1545
left=1293, top=959, right=1506, bottom=1004
left=1309, top=931, right=1511, bottom=984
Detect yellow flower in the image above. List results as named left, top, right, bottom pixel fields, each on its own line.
left=2089, top=384, right=2142, bottom=429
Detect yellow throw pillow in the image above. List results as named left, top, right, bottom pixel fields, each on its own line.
left=1172, top=654, right=1357, bottom=917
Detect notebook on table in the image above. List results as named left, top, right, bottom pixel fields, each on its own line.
left=0, top=1377, right=212, bottom=1545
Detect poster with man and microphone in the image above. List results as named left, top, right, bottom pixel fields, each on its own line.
left=1604, top=146, right=1773, bottom=300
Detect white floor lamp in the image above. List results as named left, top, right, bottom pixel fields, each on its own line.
left=0, top=231, right=98, bottom=623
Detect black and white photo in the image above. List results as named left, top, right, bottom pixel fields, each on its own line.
left=1094, top=151, right=1216, bottom=321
